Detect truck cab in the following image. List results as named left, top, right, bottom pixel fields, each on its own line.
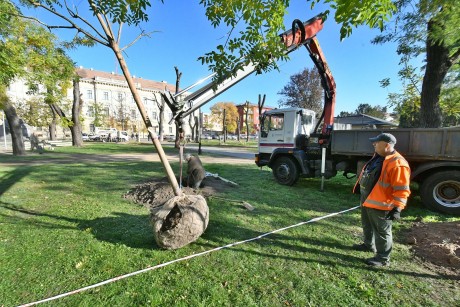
left=256, top=107, right=330, bottom=185
left=258, top=108, right=316, bottom=157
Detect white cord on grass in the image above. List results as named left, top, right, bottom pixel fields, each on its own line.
left=18, top=205, right=359, bottom=307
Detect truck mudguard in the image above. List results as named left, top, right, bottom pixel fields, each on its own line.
left=411, top=161, right=460, bottom=179
left=268, top=148, right=309, bottom=175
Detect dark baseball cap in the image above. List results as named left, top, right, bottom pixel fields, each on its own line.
left=369, top=133, right=397, bottom=145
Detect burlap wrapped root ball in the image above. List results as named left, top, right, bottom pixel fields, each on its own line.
left=150, top=194, right=209, bottom=249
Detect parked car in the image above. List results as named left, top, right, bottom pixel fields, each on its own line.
left=118, top=131, right=130, bottom=142
left=82, top=133, right=89, bottom=141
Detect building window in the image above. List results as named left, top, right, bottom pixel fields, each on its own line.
left=131, top=109, right=137, bottom=119
left=104, top=107, right=109, bottom=116
left=118, top=92, right=123, bottom=101
left=103, top=91, right=109, bottom=100
left=87, top=90, right=93, bottom=99
left=169, top=127, right=173, bottom=133
left=152, top=112, right=157, bottom=121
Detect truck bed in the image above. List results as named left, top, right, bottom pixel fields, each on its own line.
left=330, top=128, right=460, bottom=161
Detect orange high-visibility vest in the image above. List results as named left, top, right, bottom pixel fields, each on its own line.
left=354, top=151, right=411, bottom=210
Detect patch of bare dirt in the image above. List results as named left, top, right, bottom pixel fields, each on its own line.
left=123, top=176, right=235, bottom=209
left=405, top=221, right=460, bottom=277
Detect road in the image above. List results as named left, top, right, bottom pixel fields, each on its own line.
left=0, top=143, right=256, bottom=166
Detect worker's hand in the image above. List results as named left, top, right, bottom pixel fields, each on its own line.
left=385, top=207, right=401, bottom=220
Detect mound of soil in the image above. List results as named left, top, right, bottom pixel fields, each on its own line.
left=405, top=221, right=460, bottom=276
left=123, top=176, right=235, bottom=209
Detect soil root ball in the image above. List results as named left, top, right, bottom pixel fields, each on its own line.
left=150, top=194, right=209, bottom=249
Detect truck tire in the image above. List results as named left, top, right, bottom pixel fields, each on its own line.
left=272, top=156, right=299, bottom=186
left=420, top=170, right=460, bottom=216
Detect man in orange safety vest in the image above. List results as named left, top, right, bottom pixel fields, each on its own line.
left=353, top=133, right=411, bottom=267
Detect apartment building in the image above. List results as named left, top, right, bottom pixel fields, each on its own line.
left=6, top=67, right=197, bottom=138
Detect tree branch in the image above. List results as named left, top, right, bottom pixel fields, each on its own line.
left=120, top=30, right=156, bottom=52
left=22, top=1, right=109, bottom=47
left=62, top=0, right=109, bottom=42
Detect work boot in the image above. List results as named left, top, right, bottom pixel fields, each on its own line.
left=365, top=257, right=390, bottom=267
left=352, top=243, right=376, bottom=253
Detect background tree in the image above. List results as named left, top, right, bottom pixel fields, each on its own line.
left=355, top=103, right=387, bottom=119
left=15, top=96, right=52, bottom=129
left=210, top=102, right=238, bottom=136
left=1, top=1, right=74, bottom=154
left=338, top=111, right=352, bottom=117
left=114, top=95, right=131, bottom=131
left=26, top=36, right=75, bottom=141
left=277, top=67, right=323, bottom=114
left=244, top=101, right=250, bottom=141
left=152, top=92, right=166, bottom=141
left=380, top=64, right=422, bottom=128
left=337, top=103, right=390, bottom=122
left=372, top=0, right=460, bottom=127
left=439, top=65, right=460, bottom=126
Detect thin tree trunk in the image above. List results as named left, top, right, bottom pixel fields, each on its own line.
left=104, top=29, right=181, bottom=196
left=48, top=105, right=58, bottom=140
left=174, top=66, right=183, bottom=149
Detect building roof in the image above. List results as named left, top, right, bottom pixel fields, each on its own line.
left=75, top=67, right=176, bottom=92
left=334, top=113, right=397, bottom=127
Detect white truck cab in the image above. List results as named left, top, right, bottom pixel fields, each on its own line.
left=258, top=108, right=316, bottom=155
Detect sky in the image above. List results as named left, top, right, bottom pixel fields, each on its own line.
left=22, top=0, right=403, bottom=116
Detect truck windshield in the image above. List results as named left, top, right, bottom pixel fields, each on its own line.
left=299, top=112, right=316, bottom=136
left=261, top=113, right=284, bottom=137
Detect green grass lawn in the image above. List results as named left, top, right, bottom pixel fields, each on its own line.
left=1, top=144, right=459, bottom=306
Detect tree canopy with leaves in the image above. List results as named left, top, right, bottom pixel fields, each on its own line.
left=338, top=103, right=388, bottom=119
left=1, top=0, right=75, bottom=154
left=373, top=0, right=460, bottom=127
left=210, top=102, right=238, bottom=133
left=277, top=67, right=323, bottom=114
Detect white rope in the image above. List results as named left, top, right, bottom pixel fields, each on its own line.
left=18, top=205, right=359, bottom=307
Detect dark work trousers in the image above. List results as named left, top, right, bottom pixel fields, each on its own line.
left=361, top=206, right=392, bottom=261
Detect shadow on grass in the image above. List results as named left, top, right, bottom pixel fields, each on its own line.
left=198, top=218, right=460, bottom=281
left=0, top=202, right=156, bottom=249
left=0, top=167, right=32, bottom=197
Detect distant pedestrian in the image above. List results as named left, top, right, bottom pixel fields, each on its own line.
left=135, top=133, right=139, bottom=142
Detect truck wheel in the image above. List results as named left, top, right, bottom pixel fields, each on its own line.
left=272, top=156, right=299, bottom=186
left=420, top=171, right=460, bottom=216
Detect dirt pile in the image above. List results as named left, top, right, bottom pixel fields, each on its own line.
left=405, top=221, right=460, bottom=276
left=123, top=176, right=234, bottom=208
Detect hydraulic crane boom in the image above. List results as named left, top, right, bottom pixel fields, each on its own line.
left=164, top=14, right=336, bottom=139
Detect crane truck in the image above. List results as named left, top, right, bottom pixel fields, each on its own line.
left=163, top=14, right=459, bottom=216
left=251, top=38, right=460, bottom=216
